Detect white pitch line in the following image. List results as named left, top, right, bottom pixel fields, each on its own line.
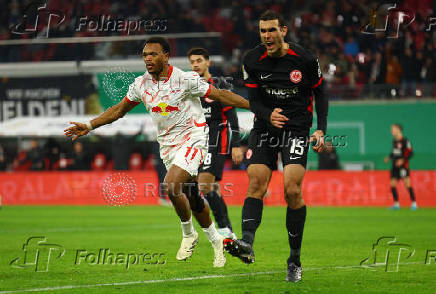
left=0, top=262, right=429, bottom=294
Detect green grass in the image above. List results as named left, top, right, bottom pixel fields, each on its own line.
left=1, top=206, right=435, bottom=293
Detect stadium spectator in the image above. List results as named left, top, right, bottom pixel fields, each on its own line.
left=0, top=143, right=6, bottom=171
left=68, top=141, right=91, bottom=170
left=400, top=47, right=419, bottom=97
left=14, top=139, right=45, bottom=171
left=386, top=55, right=403, bottom=98
left=44, top=138, right=61, bottom=170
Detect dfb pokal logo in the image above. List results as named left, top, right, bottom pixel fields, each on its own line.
left=360, top=236, right=415, bottom=272
left=10, top=237, right=65, bottom=272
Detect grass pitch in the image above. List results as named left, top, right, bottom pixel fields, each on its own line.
left=0, top=205, right=435, bottom=293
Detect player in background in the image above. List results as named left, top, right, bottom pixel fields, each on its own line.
left=223, top=11, right=328, bottom=282
left=384, top=123, right=417, bottom=210
left=188, top=47, right=244, bottom=240
left=65, top=37, right=249, bottom=267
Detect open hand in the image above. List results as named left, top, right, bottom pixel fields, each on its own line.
left=64, top=122, right=90, bottom=141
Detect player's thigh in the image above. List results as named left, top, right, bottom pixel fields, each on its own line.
left=197, top=172, right=216, bottom=195
left=281, top=130, right=309, bottom=169
left=164, top=164, right=195, bottom=197
left=198, top=149, right=225, bottom=181
left=403, top=176, right=411, bottom=188
left=246, top=164, right=272, bottom=199
left=246, top=129, right=279, bottom=170
left=283, top=164, right=306, bottom=204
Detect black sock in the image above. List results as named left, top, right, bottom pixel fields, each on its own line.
left=241, top=197, right=263, bottom=245
left=391, top=187, right=399, bottom=202
left=286, top=206, right=306, bottom=267
left=408, top=187, right=416, bottom=202
left=218, top=196, right=233, bottom=231
left=205, top=191, right=229, bottom=229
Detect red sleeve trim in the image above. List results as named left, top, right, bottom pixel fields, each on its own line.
left=194, top=120, right=207, bottom=127
left=245, top=83, right=258, bottom=88
left=222, top=106, right=232, bottom=112
left=204, top=84, right=213, bottom=98
left=123, top=96, right=140, bottom=105
left=312, top=76, right=323, bottom=89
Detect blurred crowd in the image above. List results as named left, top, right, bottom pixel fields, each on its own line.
left=0, top=136, right=162, bottom=172
left=1, top=0, right=436, bottom=98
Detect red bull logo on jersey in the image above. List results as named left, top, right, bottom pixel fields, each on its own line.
left=151, top=102, right=180, bottom=116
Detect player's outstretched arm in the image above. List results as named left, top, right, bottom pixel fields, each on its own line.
left=64, top=98, right=136, bottom=141
left=208, top=87, right=249, bottom=109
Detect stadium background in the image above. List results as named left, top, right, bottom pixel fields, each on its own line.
left=1, top=0, right=435, bottom=206
left=0, top=1, right=436, bottom=293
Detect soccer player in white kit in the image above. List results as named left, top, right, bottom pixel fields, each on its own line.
left=64, top=37, right=249, bottom=267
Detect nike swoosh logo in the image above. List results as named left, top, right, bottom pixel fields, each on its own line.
left=289, top=156, right=301, bottom=160
left=260, top=74, right=272, bottom=79
left=242, top=219, right=255, bottom=222
left=202, top=166, right=211, bottom=169
left=288, top=232, right=298, bottom=237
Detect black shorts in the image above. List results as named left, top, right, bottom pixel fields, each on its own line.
left=391, top=167, right=410, bottom=179
left=246, top=128, right=310, bottom=170
left=198, top=147, right=226, bottom=181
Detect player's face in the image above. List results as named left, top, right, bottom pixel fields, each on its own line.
left=189, top=55, right=210, bottom=77
left=142, top=43, right=169, bottom=75
left=259, top=19, right=287, bottom=55
left=391, top=125, right=401, bottom=138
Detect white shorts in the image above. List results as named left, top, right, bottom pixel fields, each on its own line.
left=160, top=134, right=208, bottom=176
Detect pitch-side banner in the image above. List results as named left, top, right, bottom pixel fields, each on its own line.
left=1, top=170, right=435, bottom=207
left=0, top=75, right=94, bottom=121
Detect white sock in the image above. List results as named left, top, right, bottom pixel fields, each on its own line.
left=181, top=217, right=195, bottom=237
left=202, top=222, right=222, bottom=245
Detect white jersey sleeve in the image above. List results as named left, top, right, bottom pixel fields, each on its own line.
left=184, top=71, right=212, bottom=98
left=125, top=77, right=143, bottom=103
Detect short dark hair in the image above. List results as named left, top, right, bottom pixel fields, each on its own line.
left=392, top=123, right=403, bottom=131
left=145, top=37, right=170, bottom=54
left=187, top=47, right=210, bottom=60
left=259, top=10, right=286, bottom=27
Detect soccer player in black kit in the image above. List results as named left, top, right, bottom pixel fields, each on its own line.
left=188, top=48, right=245, bottom=239
left=384, top=123, right=417, bottom=210
left=223, top=11, right=328, bottom=282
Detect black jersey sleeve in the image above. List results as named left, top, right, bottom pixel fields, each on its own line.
left=404, top=139, right=413, bottom=159
left=224, top=107, right=241, bottom=147
left=309, top=54, right=328, bottom=133
left=242, top=57, right=272, bottom=122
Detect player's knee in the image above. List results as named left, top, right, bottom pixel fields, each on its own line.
left=247, top=176, right=269, bottom=198
left=199, top=182, right=213, bottom=195
left=285, top=184, right=301, bottom=202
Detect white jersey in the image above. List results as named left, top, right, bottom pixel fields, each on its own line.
left=125, top=65, right=211, bottom=149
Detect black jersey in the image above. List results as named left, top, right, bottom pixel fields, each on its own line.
left=200, top=78, right=241, bottom=153
left=389, top=137, right=413, bottom=169
left=242, top=43, right=328, bottom=133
